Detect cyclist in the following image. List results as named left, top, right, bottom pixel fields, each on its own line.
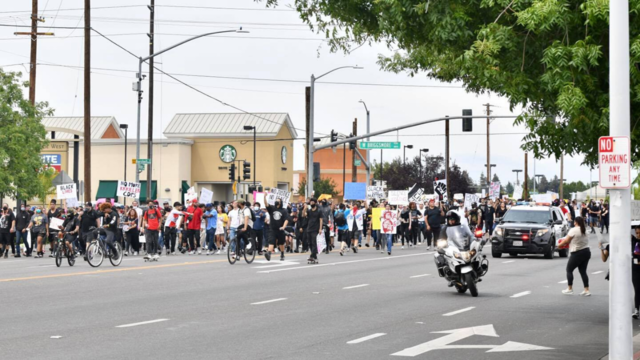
left=232, top=200, right=254, bottom=258
left=264, top=199, right=290, bottom=261
left=59, top=208, right=80, bottom=258
left=99, top=203, right=120, bottom=260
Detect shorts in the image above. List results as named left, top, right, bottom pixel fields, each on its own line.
left=589, top=217, right=598, bottom=226
left=0, top=232, right=10, bottom=246
left=351, top=230, right=362, bottom=240
left=269, top=229, right=286, bottom=246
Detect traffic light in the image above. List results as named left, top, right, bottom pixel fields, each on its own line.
left=228, top=163, right=236, bottom=181
left=462, top=109, right=472, bottom=132
left=243, top=161, right=251, bottom=180
left=313, top=162, right=321, bottom=182
left=330, top=130, right=338, bottom=143
left=348, top=133, right=356, bottom=150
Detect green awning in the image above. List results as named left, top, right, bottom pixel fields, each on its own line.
left=139, top=181, right=158, bottom=203
left=95, top=180, right=118, bottom=200
left=181, top=181, right=190, bottom=205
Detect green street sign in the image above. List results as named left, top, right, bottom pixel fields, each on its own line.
left=137, top=159, right=151, bottom=165
left=354, top=159, right=362, bottom=166
left=359, top=141, right=401, bottom=150
left=137, top=163, right=145, bottom=173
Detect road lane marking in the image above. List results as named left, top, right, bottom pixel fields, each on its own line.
left=510, top=291, right=531, bottom=298
left=251, top=298, right=287, bottom=305
left=116, top=319, right=169, bottom=328
left=343, top=284, right=369, bottom=290
left=558, top=280, right=568, bottom=284
left=410, top=274, right=430, bottom=279
left=502, top=260, right=515, bottom=264
left=443, top=307, right=475, bottom=317
left=347, top=333, right=386, bottom=344
left=592, top=270, right=604, bottom=275
left=258, top=252, right=432, bottom=274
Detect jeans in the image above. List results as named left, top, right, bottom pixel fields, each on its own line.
left=426, top=226, right=440, bottom=247
left=16, top=230, right=28, bottom=255
left=372, top=230, right=380, bottom=247
left=186, top=229, right=200, bottom=251
left=206, top=228, right=217, bottom=251
left=164, top=227, right=176, bottom=253
left=145, top=229, right=159, bottom=255
left=386, top=233, right=393, bottom=253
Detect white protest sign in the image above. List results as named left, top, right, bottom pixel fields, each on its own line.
left=254, top=192, right=266, bottom=207
left=117, top=181, right=141, bottom=199
left=66, top=197, right=79, bottom=208
left=599, top=136, right=631, bottom=189
left=464, top=193, right=480, bottom=211
left=49, top=217, right=64, bottom=230
left=408, top=184, right=425, bottom=203
left=56, top=183, right=76, bottom=199
left=434, top=180, right=448, bottom=202
left=513, top=185, right=523, bottom=200
left=388, top=190, right=409, bottom=205
left=185, top=186, right=197, bottom=203
left=199, top=188, right=213, bottom=204
left=380, top=210, right=398, bottom=234
left=489, top=182, right=500, bottom=200
left=367, top=186, right=385, bottom=201
left=268, top=189, right=291, bottom=207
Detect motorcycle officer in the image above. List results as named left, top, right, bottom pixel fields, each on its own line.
left=436, top=211, right=475, bottom=286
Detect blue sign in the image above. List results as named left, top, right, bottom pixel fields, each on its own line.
left=40, top=154, right=62, bottom=172
left=344, top=182, right=367, bottom=200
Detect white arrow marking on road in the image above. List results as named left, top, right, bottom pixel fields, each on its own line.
left=347, top=333, right=386, bottom=344
left=391, top=324, right=553, bottom=357
left=510, top=291, right=531, bottom=298
left=592, top=270, right=604, bottom=275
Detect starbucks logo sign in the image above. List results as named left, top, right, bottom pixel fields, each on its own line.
left=219, top=145, right=237, bottom=163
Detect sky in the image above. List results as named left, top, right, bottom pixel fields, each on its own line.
left=0, top=0, right=599, bottom=187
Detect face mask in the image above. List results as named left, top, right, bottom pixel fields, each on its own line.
left=36, top=209, right=42, bottom=214
left=20, top=207, right=25, bottom=211
left=254, top=206, right=259, bottom=211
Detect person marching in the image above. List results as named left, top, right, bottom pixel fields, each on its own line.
left=335, top=203, right=350, bottom=256
left=304, top=198, right=323, bottom=263
left=264, top=199, right=290, bottom=261
left=558, top=216, right=591, bottom=296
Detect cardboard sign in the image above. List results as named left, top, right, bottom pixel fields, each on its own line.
left=253, top=192, right=266, bottom=207
left=267, top=188, right=291, bottom=207
left=49, top=217, right=64, bottom=230
left=56, top=183, right=76, bottom=199
left=434, top=180, right=448, bottom=202
left=464, top=193, right=480, bottom=212
left=185, top=186, right=197, bottom=203
left=344, top=182, right=367, bottom=200
left=372, top=208, right=382, bottom=230
left=199, top=188, right=213, bottom=205
left=367, top=186, right=385, bottom=201
left=117, top=181, right=141, bottom=199
left=380, top=210, right=398, bottom=234
left=388, top=190, right=409, bottom=205
left=513, top=185, right=523, bottom=200
left=408, top=184, right=425, bottom=203
left=489, top=182, right=500, bottom=200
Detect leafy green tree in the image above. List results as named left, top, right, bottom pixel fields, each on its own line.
left=297, top=177, right=339, bottom=198
left=0, top=70, right=52, bottom=202
left=260, top=0, right=634, bottom=166
left=506, top=181, right=515, bottom=195
left=479, top=172, right=488, bottom=187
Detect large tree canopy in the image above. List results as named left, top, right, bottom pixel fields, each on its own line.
left=261, top=0, right=636, bottom=166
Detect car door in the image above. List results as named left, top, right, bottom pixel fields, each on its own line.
left=551, top=210, right=563, bottom=240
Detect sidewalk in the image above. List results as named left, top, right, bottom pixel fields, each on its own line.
left=600, top=332, right=640, bottom=360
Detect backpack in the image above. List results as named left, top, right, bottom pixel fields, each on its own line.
left=335, top=211, right=346, bottom=227
left=247, top=207, right=256, bottom=222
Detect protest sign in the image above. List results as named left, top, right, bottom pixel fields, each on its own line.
left=464, top=193, right=480, bottom=211
left=408, top=184, right=425, bottom=203
left=185, top=187, right=197, bottom=203
left=344, top=182, right=367, bottom=200
left=56, top=183, right=76, bottom=199
left=49, top=217, right=64, bottom=230
left=367, top=186, right=385, bottom=201
left=253, top=192, right=266, bottom=206
left=380, top=210, right=398, bottom=234
left=66, top=197, right=78, bottom=208
left=267, top=188, right=291, bottom=207
left=199, top=188, right=213, bottom=204
left=513, top=185, right=523, bottom=200
left=117, top=181, right=141, bottom=199
left=372, top=208, right=382, bottom=230
left=489, top=182, right=501, bottom=200
left=434, top=180, right=448, bottom=202
left=388, top=190, right=409, bottom=205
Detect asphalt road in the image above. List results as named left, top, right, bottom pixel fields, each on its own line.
left=0, top=232, right=627, bottom=360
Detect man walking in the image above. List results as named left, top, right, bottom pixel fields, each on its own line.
left=141, top=200, right=162, bottom=261
left=264, top=199, right=290, bottom=261
left=425, top=199, right=445, bottom=250
left=15, top=203, right=30, bottom=257
left=185, top=200, right=204, bottom=254
left=203, top=203, right=218, bottom=255
left=304, top=198, right=323, bottom=263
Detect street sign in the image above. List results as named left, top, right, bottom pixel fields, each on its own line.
left=598, top=136, right=631, bottom=189
left=359, top=141, right=401, bottom=150
left=137, top=159, right=151, bottom=165
left=132, top=159, right=136, bottom=164
left=137, top=164, right=145, bottom=173
left=354, top=159, right=362, bottom=166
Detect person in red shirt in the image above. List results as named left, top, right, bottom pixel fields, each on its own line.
left=186, top=199, right=204, bottom=255
left=142, top=200, right=163, bottom=260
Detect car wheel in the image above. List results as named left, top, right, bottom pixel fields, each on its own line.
left=558, top=248, right=568, bottom=258
left=544, top=241, right=555, bottom=259
left=491, top=249, right=502, bottom=258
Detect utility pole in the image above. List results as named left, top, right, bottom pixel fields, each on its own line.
left=483, top=103, right=493, bottom=188
left=343, top=143, right=346, bottom=195
left=523, top=153, right=529, bottom=200
left=146, top=0, right=155, bottom=201
left=445, top=116, right=450, bottom=201
left=352, top=118, right=358, bottom=183
left=559, top=154, right=564, bottom=200
left=305, top=86, right=310, bottom=188
left=83, top=0, right=91, bottom=201
left=28, top=0, right=38, bottom=104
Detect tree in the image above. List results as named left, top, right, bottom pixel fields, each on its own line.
left=261, top=0, right=634, bottom=166
left=537, top=175, right=550, bottom=193
left=478, top=172, right=487, bottom=187
left=0, top=69, right=52, bottom=201
left=297, top=177, right=339, bottom=198
left=506, top=182, right=515, bottom=195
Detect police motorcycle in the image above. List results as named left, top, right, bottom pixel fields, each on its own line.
left=434, top=211, right=489, bottom=297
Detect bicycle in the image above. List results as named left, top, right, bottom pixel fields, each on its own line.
left=54, top=231, right=75, bottom=267
left=227, top=229, right=256, bottom=265
left=86, top=227, right=123, bottom=268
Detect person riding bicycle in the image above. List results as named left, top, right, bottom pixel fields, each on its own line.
left=234, top=200, right=254, bottom=257
left=59, top=208, right=80, bottom=258
left=99, top=203, right=120, bottom=259
left=264, top=199, right=290, bottom=262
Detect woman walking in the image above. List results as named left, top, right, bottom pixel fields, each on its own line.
left=558, top=216, right=591, bottom=296
left=600, top=203, right=609, bottom=234
left=215, top=205, right=228, bottom=254
left=123, top=208, right=140, bottom=256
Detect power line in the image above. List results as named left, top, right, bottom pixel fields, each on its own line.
left=41, top=14, right=310, bottom=27
left=0, top=32, right=331, bottom=42
left=0, top=4, right=294, bottom=14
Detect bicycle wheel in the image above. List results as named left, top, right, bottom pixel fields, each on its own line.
left=67, top=246, right=75, bottom=267
left=227, top=238, right=238, bottom=265
left=86, top=242, right=104, bottom=268
left=109, top=242, right=123, bottom=267
left=244, top=238, right=256, bottom=264
left=55, top=243, right=63, bottom=267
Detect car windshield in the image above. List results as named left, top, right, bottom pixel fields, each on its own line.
left=502, top=210, right=550, bottom=224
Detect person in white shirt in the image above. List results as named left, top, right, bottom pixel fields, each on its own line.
left=227, top=201, right=240, bottom=243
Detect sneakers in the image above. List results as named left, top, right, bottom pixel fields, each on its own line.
left=264, top=251, right=271, bottom=261
left=580, top=290, right=591, bottom=297
left=280, top=253, right=285, bottom=261
left=375, top=245, right=380, bottom=251
left=352, top=247, right=358, bottom=254
left=198, top=249, right=202, bottom=255
left=388, top=251, right=391, bottom=255
left=427, top=246, right=431, bottom=251
left=134, top=251, right=139, bottom=256
left=633, top=309, right=639, bottom=319
left=206, top=250, right=211, bottom=255
left=216, top=250, right=221, bottom=255
left=401, top=246, right=404, bottom=249
left=189, top=250, right=195, bottom=255
left=562, top=289, right=574, bottom=295
left=365, top=243, right=370, bottom=248
left=153, top=254, right=160, bottom=261
left=340, top=250, right=344, bottom=256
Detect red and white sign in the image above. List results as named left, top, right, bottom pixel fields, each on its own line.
left=598, top=136, right=631, bottom=189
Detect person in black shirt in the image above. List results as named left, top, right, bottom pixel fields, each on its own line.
left=0, top=204, right=16, bottom=258
left=15, top=204, right=31, bottom=257
left=264, top=200, right=290, bottom=261
left=495, top=202, right=507, bottom=220
left=600, top=203, right=609, bottom=234
left=100, top=203, right=120, bottom=259
left=46, top=200, right=63, bottom=257
left=408, top=202, right=421, bottom=247
left=588, top=200, right=600, bottom=234
left=484, top=200, right=496, bottom=235
left=425, top=200, right=444, bottom=249
left=60, top=209, right=80, bottom=257
left=79, top=203, right=101, bottom=257
left=304, top=198, right=323, bottom=262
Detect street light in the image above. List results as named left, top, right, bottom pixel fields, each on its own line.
left=403, top=145, right=414, bottom=165
left=359, top=100, right=371, bottom=186
left=419, top=148, right=429, bottom=184
left=307, top=65, right=363, bottom=198
left=512, top=169, right=522, bottom=185
left=134, top=27, right=248, bottom=197
left=244, top=125, right=256, bottom=189
left=119, top=124, right=129, bottom=205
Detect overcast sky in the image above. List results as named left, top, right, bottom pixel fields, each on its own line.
left=0, top=0, right=600, bottom=187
